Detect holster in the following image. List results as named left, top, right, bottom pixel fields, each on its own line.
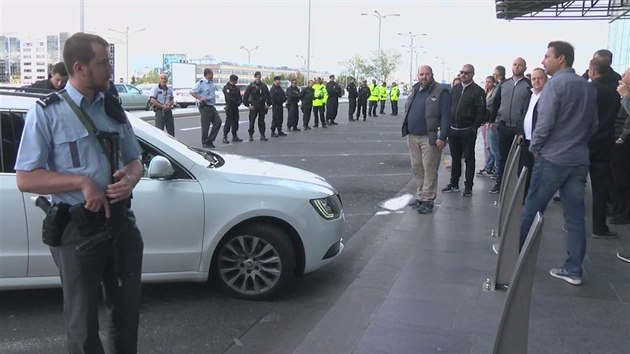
left=41, top=203, right=70, bottom=247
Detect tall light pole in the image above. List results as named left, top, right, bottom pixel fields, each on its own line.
left=239, top=45, right=259, bottom=65
left=80, top=0, right=85, bottom=32
left=307, top=0, right=311, bottom=82
left=434, top=56, right=446, bottom=83
left=398, top=31, right=427, bottom=86
left=361, top=10, right=400, bottom=55
left=108, top=26, right=146, bottom=83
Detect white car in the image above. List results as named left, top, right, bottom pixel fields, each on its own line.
left=173, top=88, right=196, bottom=108
left=0, top=90, right=344, bottom=300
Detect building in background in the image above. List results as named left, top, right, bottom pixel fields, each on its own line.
left=608, top=19, right=629, bottom=73
left=20, top=39, right=48, bottom=85
left=0, top=36, right=21, bottom=83
left=46, top=32, right=69, bottom=65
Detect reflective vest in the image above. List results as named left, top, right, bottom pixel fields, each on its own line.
left=390, top=86, right=399, bottom=101
left=313, top=83, right=326, bottom=107
left=368, top=84, right=379, bottom=101
left=379, top=86, right=387, bottom=101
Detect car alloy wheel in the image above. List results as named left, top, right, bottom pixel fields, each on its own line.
left=215, top=224, right=295, bottom=300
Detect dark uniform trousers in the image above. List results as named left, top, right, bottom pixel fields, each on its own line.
left=348, top=97, right=357, bottom=120
left=390, top=100, right=398, bottom=115
left=154, top=108, right=174, bottom=136
left=326, top=98, right=339, bottom=122
left=51, top=207, right=143, bottom=354
left=379, top=100, right=386, bottom=114
left=497, top=121, right=519, bottom=186
left=357, top=99, right=367, bottom=119
left=271, top=104, right=284, bottom=133
left=589, top=139, right=614, bottom=234
left=448, top=127, right=477, bottom=190
left=287, top=103, right=299, bottom=130
left=223, top=105, right=240, bottom=136
left=248, top=107, right=267, bottom=136
left=368, top=101, right=378, bottom=116
left=313, top=106, right=326, bottom=127
left=302, top=105, right=312, bottom=127
left=199, top=105, right=222, bottom=146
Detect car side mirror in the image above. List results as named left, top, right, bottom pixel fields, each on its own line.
left=147, top=156, right=175, bottom=179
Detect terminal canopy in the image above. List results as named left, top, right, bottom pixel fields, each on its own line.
left=495, top=0, right=630, bottom=21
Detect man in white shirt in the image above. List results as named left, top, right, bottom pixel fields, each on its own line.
left=517, top=67, right=547, bottom=199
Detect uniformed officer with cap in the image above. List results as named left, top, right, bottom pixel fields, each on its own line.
left=15, top=32, right=144, bottom=354
left=191, top=68, right=222, bottom=148
left=243, top=71, right=272, bottom=141
left=150, top=74, right=175, bottom=136
left=222, top=74, right=244, bottom=143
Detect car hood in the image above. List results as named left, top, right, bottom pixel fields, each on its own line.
left=217, top=153, right=335, bottom=193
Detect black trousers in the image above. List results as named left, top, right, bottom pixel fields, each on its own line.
left=448, top=127, right=477, bottom=190
left=348, top=97, right=357, bottom=119
left=518, top=139, right=534, bottom=203
left=379, top=100, right=386, bottom=114
left=326, top=98, right=339, bottom=122
left=271, top=104, right=284, bottom=132
left=248, top=107, right=267, bottom=136
left=302, top=105, right=312, bottom=127
left=368, top=101, right=378, bottom=116
left=610, top=140, right=630, bottom=217
left=287, top=103, right=299, bottom=129
left=357, top=99, right=367, bottom=118
left=154, top=109, right=174, bottom=136
left=390, top=100, right=398, bottom=115
left=497, top=122, right=518, bottom=186
left=199, top=105, right=222, bottom=146
left=589, top=139, right=614, bottom=234
left=313, top=106, right=326, bottom=126
left=223, top=105, right=240, bottom=136
left=51, top=207, right=143, bottom=354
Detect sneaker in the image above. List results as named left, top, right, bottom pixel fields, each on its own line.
left=476, top=169, right=490, bottom=176
left=489, top=184, right=500, bottom=194
left=592, top=230, right=619, bottom=239
left=417, top=202, right=434, bottom=214
left=441, top=184, right=460, bottom=193
left=462, top=189, right=472, bottom=197
left=492, top=242, right=500, bottom=255
left=549, top=268, right=582, bottom=285
left=408, top=198, right=423, bottom=209
left=617, top=252, right=630, bottom=263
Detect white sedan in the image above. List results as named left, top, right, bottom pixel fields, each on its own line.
left=0, top=92, right=344, bottom=300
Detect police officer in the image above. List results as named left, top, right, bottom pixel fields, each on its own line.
left=368, top=79, right=379, bottom=117
left=379, top=81, right=388, bottom=114
left=357, top=79, right=370, bottom=121
left=286, top=79, right=301, bottom=131
left=270, top=75, right=287, bottom=137
left=390, top=81, right=400, bottom=116
left=191, top=68, right=222, bottom=148
left=300, top=79, right=315, bottom=130
left=150, top=74, right=175, bottom=136
left=243, top=71, right=271, bottom=141
left=222, top=74, right=244, bottom=143
left=15, top=32, right=144, bottom=354
left=346, top=77, right=358, bottom=121
left=29, top=61, right=68, bottom=91
left=325, top=74, right=342, bottom=125
left=312, top=77, right=327, bottom=128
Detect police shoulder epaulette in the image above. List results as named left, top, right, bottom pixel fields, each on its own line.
left=36, top=92, right=62, bottom=108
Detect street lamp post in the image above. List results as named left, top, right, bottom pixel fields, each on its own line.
left=239, top=45, right=259, bottom=65
left=108, top=26, right=146, bottom=83
left=361, top=10, right=401, bottom=55
left=398, top=32, right=427, bottom=86
left=434, top=56, right=446, bottom=83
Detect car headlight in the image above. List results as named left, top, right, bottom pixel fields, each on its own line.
left=310, top=195, right=342, bottom=220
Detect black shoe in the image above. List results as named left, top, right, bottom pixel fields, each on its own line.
left=222, top=137, right=229, bottom=144
left=489, top=184, right=500, bottom=194
left=322, top=125, right=327, bottom=128
left=314, top=125, right=319, bottom=128
left=203, top=142, right=215, bottom=148
left=441, top=184, right=460, bottom=193
left=462, top=189, right=472, bottom=197
left=349, top=118, right=355, bottom=121
left=232, top=135, right=243, bottom=142
left=260, top=135, right=268, bottom=141
left=408, top=198, right=422, bottom=209
left=363, top=118, right=366, bottom=121
left=330, top=121, right=338, bottom=125
left=278, top=131, right=287, bottom=137
left=292, top=127, right=301, bottom=132
left=248, top=135, right=254, bottom=142
left=271, top=132, right=278, bottom=137
left=592, top=231, right=619, bottom=239
left=417, top=202, right=434, bottom=214
left=374, top=115, right=379, bottom=118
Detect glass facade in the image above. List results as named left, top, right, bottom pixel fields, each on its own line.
left=608, top=19, right=629, bottom=73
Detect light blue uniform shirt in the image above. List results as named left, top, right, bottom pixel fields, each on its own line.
left=14, top=82, right=141, bottom=205
left=191, top=78, right=216, bottom=105
left=149, top=84, right=173, bottom=105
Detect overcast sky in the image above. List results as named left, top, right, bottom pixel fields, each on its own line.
left=1, top=0, right=613, bottom=83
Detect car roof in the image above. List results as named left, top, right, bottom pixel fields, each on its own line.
left=0, top=87, right=52, bottom=111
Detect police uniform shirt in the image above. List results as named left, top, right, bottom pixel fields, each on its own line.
left=150, top=84, right=173, bottom=105
left=15, top=82, right=142, bottom=205
left=191, top=78, right=216, bottom=105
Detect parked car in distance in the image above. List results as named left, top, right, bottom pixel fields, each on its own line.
left=135, top=83, right=156, bottom=96
left=0, top=89, right=344, bottom=300
left=114, top=83, right=151, bottom=110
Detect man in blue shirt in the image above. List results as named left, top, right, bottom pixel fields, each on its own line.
left=519, top=41, right=598, bottom=286
left=191, top=68, right=222, bottom=148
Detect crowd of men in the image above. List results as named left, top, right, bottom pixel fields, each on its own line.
left=403, top=41, right=630, bottom=288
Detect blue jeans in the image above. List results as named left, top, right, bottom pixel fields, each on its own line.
left=519, top=157, right=589, bottom=277
left=486, top=127, right=499, bottom=175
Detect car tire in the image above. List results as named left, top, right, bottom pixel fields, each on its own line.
left=214, top=224, right=296, bottom=300
left=180, top=104, right=188, bottom=109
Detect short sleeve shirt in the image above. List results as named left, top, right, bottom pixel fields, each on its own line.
left=14, top=82, right=142, bottom=205
left=191, top=78, right=216, bottom=105
left=150, top=84, right=173, bottom=105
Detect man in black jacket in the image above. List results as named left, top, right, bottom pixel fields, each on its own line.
left=357, top=80, right=370, bottom=121
left=325, top=74, right=342, bottom=125
left=269, top=76, right=287, bottom=137
left=347, top=77, right=358, bottom=121
left=29, top=61, right=68, bottom=90
left=582, top=49, right=622, bottom=82
left=441, top=64, right=486, bottom=197
left=286, top=79, right=301, bottom=131
left=222, top=74, right=243, bottom=143
left=299, top=79, right=315, bottom=129
left=243, top=71, right=271, bottom=141
left=588, top=58, right=622, bottom=239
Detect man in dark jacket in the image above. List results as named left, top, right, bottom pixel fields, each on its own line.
left=286, top=79, right=301, bottom=131
left=582, top=49, right=622, bottom=82
left=299, top=79, right=315, bottom=129
left=269, top=76, right=287, bottom=137
left=588, top=58, right=622, bottom=239
left=441, top=64, right=486, bottom=197
left=29, top=61, right=68, bottom=90
left=243, top=71, right=271, bottom=141
left=357, top=80, right=370, bottom=121
left=325, top=74, right=342, bottom=125
left=347, top=77, right=358, bottom=121
left=222, top=74, right=243, bottom=143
